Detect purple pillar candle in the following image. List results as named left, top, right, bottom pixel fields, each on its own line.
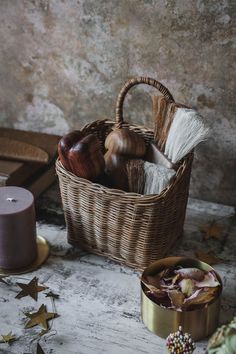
left=0, top=187, right=37, bottom=269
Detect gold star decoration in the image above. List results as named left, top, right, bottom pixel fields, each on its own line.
left=25, top=304, right=58, bottom=330
left=195, top=249, right=222, bottom=265
left=45, top=291, right=59, bottom=299
left=37, top=342, right=45, bottom=354
left=201, top=220, right=223, bottom=240
left=1, top=331, right=16, bottom=344
left=16, top=277, right=47, bottom=301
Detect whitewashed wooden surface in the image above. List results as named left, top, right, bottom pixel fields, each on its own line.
left=0, top=198, right=235, bottom=354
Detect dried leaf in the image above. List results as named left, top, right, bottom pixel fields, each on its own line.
left=159, top=267, right=175, bottom=279
left=141, top=279, right=166, bottom=298
left=183, top=287, right=218, bottom=309
left=201, top=221, right=223, bottom=240
left=172, top=274, right=180, bottom=284
left=184, top=288, right=202, bottom=302
left=160, top=282, right=178, bottom=290
left=195, top=272, right=220, bottom=288
left=175, top=267, right=205, bottom=281
left=168, top=290, right=185, bottom=310
left=195, top=250, right=222, bottom=265
left=179, top=279, right=195, bottom=297
left=145, top=274, right=161, bottom=289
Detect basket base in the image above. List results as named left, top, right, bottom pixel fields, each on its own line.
left=67, top=228, right=184, bottom=270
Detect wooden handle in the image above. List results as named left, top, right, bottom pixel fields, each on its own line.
left=115, top=77, right=174, bottom=128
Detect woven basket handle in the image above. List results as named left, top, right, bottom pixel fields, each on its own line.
left=115, top=77, right=174, bottom=128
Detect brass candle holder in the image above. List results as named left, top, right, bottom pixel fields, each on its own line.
left=141, top=257, right=222, bottom=341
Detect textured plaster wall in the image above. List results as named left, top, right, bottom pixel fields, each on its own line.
left=0, top=0, right=235, bottom=205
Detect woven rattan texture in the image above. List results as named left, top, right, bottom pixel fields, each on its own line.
left=56, top=121, right=193, bottom=269
left=56, top=77, right=193, bottom=269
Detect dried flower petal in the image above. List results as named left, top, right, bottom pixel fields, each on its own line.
left=145, top=274, right=161, bottom=289
left=184, top=288, right=202, bottom=302
left=183, top=287, right=218, bottom=309
left=172, top=274, right=181, bottom=284
left=168, top=290, right=185, bottom=310
left=201, top=221, right=223, bottom=240
left=195, top=272, right=220, bottom=288
left=175, top=267, right=205, bottom=281
left=179, top=279, right=195, bottom=297
left=159, top=267, right=175, bottom=279
left=141, top=279, right=166, bottom=298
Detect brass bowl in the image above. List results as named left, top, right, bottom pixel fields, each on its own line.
left=141, top=257, right=222, bottom=341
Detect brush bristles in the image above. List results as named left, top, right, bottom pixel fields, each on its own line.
left=164, top=108, right=210, bottom=163
left=143, top=162, right=175, bottom=195
left=126, top=159, right=145, bottom=194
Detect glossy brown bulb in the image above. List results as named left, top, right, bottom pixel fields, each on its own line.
left=58, top=130, right=84, bottom=171
left=58, top=132, right=105, bottom=181
left=104, top=150, right=128, bottom=191
left=105, top=128, right=146, bottom=156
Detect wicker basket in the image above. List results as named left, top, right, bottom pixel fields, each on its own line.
left=56, top=77, right=193, bottom=269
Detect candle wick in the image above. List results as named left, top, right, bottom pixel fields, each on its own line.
left=6, top=197, right=17, bottom=203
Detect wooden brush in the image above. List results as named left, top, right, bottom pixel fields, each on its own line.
left=126, top=159, right=145, bottom=194
left=152, top=95, right=187, bottom=151
left=152, top=97, right=209, bottom=164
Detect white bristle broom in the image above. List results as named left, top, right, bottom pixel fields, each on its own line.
left=127, top=108, right=209, bottom=196
left=142, top=107, right=209, bottom=195
left=164, top=108, right=210, bottom=164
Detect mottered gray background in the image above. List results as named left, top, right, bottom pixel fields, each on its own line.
left=0, top=0, right=235, bottom=205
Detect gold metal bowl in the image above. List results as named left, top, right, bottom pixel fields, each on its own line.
left=141, top=257, right=222, bottom=341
